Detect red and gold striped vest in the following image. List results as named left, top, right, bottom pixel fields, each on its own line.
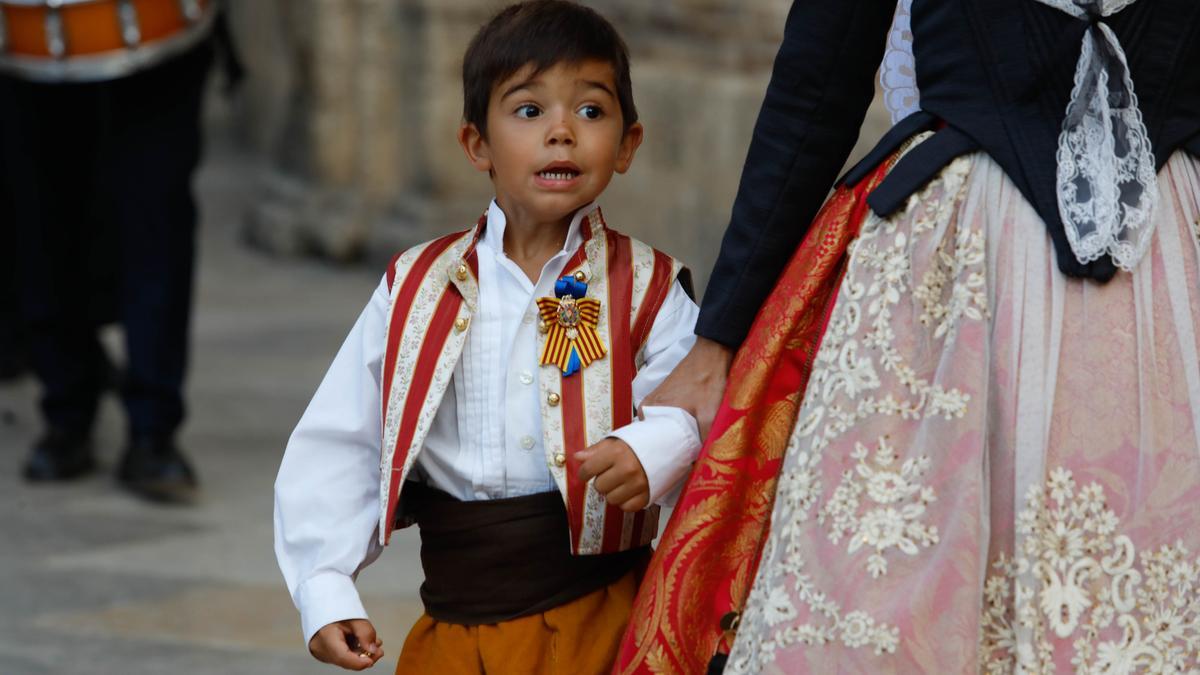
left=378, top=206, right=688, bottom=555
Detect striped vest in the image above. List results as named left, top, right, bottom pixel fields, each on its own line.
left=378, top=206, right=688, bottom=555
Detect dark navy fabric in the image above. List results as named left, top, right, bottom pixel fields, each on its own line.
left=697, top=1, right=896, bottom=348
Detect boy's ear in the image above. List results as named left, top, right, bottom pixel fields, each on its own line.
left=614, top=122, right=644, bottom=175
left=458, top=122, right=493, bottom=173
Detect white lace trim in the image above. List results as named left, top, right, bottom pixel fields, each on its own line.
left=1033, top=0, right=1157, bottom=271
left=880, top=0, right=919, bottom=125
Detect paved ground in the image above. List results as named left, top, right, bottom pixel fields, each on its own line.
left=0, top=135, right=425, bottom=674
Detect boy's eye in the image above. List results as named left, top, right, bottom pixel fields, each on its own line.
left=577, top=105, right=604, bottom=120
left=515, top=104, right=542, bottom=119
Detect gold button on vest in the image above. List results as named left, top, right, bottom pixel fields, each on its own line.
left=546, top=392, right=561, bottom=406
left=553, top=453, right=566, bottom=467
left=453, top=317, right=468, bottom=333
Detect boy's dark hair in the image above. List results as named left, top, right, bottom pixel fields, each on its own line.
left=462, top=0, right=638, bottom=138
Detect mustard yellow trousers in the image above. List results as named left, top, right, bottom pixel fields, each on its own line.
left=395, top=568, right=638, bottom=674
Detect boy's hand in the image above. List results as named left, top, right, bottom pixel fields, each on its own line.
left=309, top=619, right=384, bottom=671
left=576, top=438, right=650, bottom=512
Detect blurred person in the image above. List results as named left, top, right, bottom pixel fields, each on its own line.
left=0, top=120, right=26, bottom=382
left=274, top=2, right=702, bottom=672
left=616, top=0, right=1200, bottom=673
left=0, top=0, right=238, bottom=501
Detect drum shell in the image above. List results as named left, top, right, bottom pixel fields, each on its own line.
left=0, top=0, right=213, bottom=82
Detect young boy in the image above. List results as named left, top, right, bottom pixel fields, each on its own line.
left=274, top=2, right=701, bottom=672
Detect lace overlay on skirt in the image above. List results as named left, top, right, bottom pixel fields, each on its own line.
left=726, top=144, right=1200, bottom=673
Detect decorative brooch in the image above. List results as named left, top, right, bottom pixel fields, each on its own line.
left=536, top=274, right=606, bottom=376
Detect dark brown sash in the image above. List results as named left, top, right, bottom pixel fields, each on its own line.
left=401, top=481, right=649, bottom=626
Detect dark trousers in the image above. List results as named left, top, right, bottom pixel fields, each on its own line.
left=0, top=139, right=19, bottom=364
left=0, top=41, right=212, bottom=437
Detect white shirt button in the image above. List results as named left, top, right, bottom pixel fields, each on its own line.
left=519, top=371, right=534, bottom=385
left=519, top=435, right=536, bottom=450
left=522, top=311, right=535, bottom=324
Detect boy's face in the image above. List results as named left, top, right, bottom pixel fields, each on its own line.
left=459, top=59, right=643, bottom=225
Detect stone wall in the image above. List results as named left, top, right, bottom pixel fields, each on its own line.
left=226, top=0, right=892, bottom=295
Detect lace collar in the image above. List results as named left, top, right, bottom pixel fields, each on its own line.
left=1030, top=0, right=1155, bottom=270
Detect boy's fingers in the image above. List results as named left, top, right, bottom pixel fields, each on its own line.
left=591, top=466, right=627, bottom=495
left=310, top=624, right=349, bottom=662
left=619, top=493, right=650, bottom=512
left=310, top=622, right=376, bottom=670
left=603, top=481, right=639, bottom=506
left=349, top=620, right=378, bottom=650
left=348, top=620, right=383, bottom=665
left=577, top=449, right=616, bottom=483
left=330, top=644, right=373, bottom=671
left=321, top=635, right=366, bottom=670
left=603, top=471, right=649, bottom=506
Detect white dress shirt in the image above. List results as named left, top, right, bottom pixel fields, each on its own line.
left=274, top=201, right=701, bottom=644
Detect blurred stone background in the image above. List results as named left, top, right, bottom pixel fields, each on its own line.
left=228, top=0, right=892, bottom=292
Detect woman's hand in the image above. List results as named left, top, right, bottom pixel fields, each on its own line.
left=640, top=337, right=734, bottom=440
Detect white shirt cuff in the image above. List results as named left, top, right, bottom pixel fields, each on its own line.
left=297, top=570, right=369, bottom=647
left=608, top=405, right=701, bottom=506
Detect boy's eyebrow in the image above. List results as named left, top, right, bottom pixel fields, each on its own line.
left=580, top=80, right=617, bottom=98
left=499, top=77, right=617, bottom=101
left=500, top=78, right=541, bottom=100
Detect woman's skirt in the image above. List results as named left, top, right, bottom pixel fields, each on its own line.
left=619, top=135, right=1200, bottom=674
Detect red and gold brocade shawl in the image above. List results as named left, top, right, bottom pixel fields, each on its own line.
left=615, top=157, right=898, bottom=674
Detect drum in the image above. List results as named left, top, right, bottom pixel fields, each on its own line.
left=0, top=0, right=215, bottom=82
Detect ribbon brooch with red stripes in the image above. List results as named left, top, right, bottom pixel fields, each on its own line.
left=537, top=275, right=606, bottom=376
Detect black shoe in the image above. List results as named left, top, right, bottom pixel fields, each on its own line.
left=117, top=436, right=199, bottom=503
left=23, top=429, right=96, bottom=481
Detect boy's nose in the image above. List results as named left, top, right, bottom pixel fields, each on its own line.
left=546, top=120, right=575, bottom=146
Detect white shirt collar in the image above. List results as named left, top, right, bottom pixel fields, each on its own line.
left=480, top=200, right=596, bottom=256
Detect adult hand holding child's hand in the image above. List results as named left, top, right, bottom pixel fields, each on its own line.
left=640, top=336, right=733, bottom=440
left=309, top=619, right=384, bottom=671
left=577, top=438, right=650, bottom=512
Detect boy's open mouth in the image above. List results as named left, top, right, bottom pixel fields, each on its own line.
left=538, top=170, right=580, bottom=180
left=535, top=161, right=582, bottom=184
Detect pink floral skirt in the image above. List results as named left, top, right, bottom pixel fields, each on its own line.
left=726, top=142, right=1200, bottom=674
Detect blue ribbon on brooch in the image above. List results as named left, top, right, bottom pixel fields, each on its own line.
left=555, top=276, right=589, bottom=299
left=536, top=275, right=606, bottom=376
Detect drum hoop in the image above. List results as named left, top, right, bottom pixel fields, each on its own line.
left=0, top=1, right=115, bottom=7
left=0, top=3, right=214, bottom=81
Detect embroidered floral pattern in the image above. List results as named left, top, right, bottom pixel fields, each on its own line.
left=818, top=437, right=938, bottom=578
left=912, top=221, right=987, bottom=342
left=979, top=468, right=1200, bottom=674
left=726, top=147, right=983, bottom=673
